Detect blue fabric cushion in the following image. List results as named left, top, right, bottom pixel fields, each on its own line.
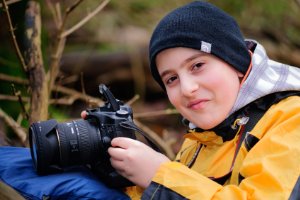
left=0, top=146, right=130, bottom=200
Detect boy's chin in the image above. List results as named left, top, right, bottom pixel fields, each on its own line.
left=190, top=117, right=225, bottom=130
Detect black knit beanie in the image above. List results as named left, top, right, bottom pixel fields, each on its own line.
left=149, top=1, right=251, bottom=89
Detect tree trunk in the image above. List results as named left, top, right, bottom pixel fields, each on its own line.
left=24, top=1, right=48, bottom=125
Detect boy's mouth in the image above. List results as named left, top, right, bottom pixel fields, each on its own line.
left=187, top=99, right=209, bottom=110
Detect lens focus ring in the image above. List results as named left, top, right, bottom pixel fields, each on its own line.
left=74, top=120, right=91, bottom=163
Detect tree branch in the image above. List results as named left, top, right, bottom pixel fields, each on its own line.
left=126, top=94, right=140, bottom=106
left=1, top=0, right=28, bottom=72
left=134, top=109, right=179, bottom=118
left=48, top=0, right=110, bottom=98
left=0, top=108, right=27, bottom=146
left=65, top=0, right=85, bottom=15
left=0, top=73, right=29, bottom=84
left=45, top=0, right=60, bottom=29
left=0, top=0, right=21, bottom=8
left=134, top=120, right=175, bottom=159
left=11, top=84, right=29, bottom=120
left=0, top=73, right=103, bottom=106
left=46, top=0, right=85, bottom=93
left=53, top=86, right=104, bottom=106
left=0, top=94, right=29, bottom=102
left=61, top=0, right=110, bottom=38
left=130, top=48, right=146, bottom=100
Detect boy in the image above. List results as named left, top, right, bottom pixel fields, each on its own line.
left=108, top=1, right=300, bottom=199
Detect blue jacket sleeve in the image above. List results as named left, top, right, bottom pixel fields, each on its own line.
left=0, top=146, right=129, bottom=200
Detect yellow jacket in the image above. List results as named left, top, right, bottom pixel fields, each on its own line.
left=138, top=95, right=300, bottom=199
left=123, top=41, right=300, bottom=199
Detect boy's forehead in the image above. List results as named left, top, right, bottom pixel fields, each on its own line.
left=158, top=47, right=207, bottom=57
left=157, top=47, right=211, bottom=64
left=156, top=48, right=211, bottom=73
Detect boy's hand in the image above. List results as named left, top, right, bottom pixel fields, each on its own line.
left=108, top=137, right=170, bottom=188
left=81, top=111, right=87, bottom=119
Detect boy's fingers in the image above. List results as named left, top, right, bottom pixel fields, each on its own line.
left=108, top=147, right=126, bottom=160
left=111, top=137, right=137, bottom=149
left=80, top=111, right=87, bottom=119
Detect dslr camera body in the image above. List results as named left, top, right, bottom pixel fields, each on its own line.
left=29, top=84, right=137, bottom=187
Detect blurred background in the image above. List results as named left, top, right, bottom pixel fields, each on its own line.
left=0, top=0, right=300, bottom=155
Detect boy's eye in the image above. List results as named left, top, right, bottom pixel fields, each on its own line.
left=165, top=76, right=177, bottom=85
left=192, top=62, right=204, bottom=71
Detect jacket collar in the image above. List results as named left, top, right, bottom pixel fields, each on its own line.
left=187, top=91, right=300, bottom=143
left=230, top=40, right=300, bottom=114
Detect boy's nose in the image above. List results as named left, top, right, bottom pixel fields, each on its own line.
left=180, top=78, right=198, bottom=97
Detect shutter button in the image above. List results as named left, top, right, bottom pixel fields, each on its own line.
left=116, top=110, right=129, bottom=117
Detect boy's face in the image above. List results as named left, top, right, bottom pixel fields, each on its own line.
left=156, top=47, right=243, bottom=130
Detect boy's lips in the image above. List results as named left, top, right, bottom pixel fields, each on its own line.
left=187, top=99, right=209, bottom=110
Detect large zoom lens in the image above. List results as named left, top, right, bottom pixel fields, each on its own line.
left=29, top=118, right=101, bottom=174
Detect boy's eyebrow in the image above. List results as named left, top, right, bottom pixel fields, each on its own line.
left=182, top=53, right=205, bottom=65
left=159, top=52, right=205, bottom=78
left=160, top=69, right=172, bottom=79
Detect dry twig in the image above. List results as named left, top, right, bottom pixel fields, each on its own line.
left=130, top=48, right=146, bottom=100
left=0, top=0, right=21, bottom=7
left=65, top=0, right=85, bottom=15
left=80, top=72, right=89, bottom=104
left=134, top=120, right=175, bottom=159
left=0, top=73, right=103, bottom=106
left=0, top=73, right=29, bottom=85
left=0, top=108, right=27, bottom=146
left=126, top=94, right=140, bottom=106
left=47, top=0, right=86, bottom=94
left=11, top=84, right=29, bottom=120
left=45, top=0, right=61, bottom=28
left=61, top=0, right=110, bottom=38
left=0, top=94, right=29, bottom=102
left=134, top=109, right=179, bottom=119
left=1, top=0, right=28, bottom=72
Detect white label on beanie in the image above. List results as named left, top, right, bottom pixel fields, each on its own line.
left=201, top=41, right=211, bottom=53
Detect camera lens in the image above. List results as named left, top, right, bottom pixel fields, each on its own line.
left=56, top=119, right=101, bottom=167
left=29, top=118, right=101, bottom=174
left=29, top=119, right=60, bottom=174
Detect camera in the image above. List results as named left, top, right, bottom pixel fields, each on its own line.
left=29, top=84, right=142, bottom=188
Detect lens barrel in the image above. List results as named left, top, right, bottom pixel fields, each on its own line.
left=29, top=118, right=100, bottom=174
left=56, top=119, right=100, bottom=167
left=29, top=119, right=60, bottom=174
